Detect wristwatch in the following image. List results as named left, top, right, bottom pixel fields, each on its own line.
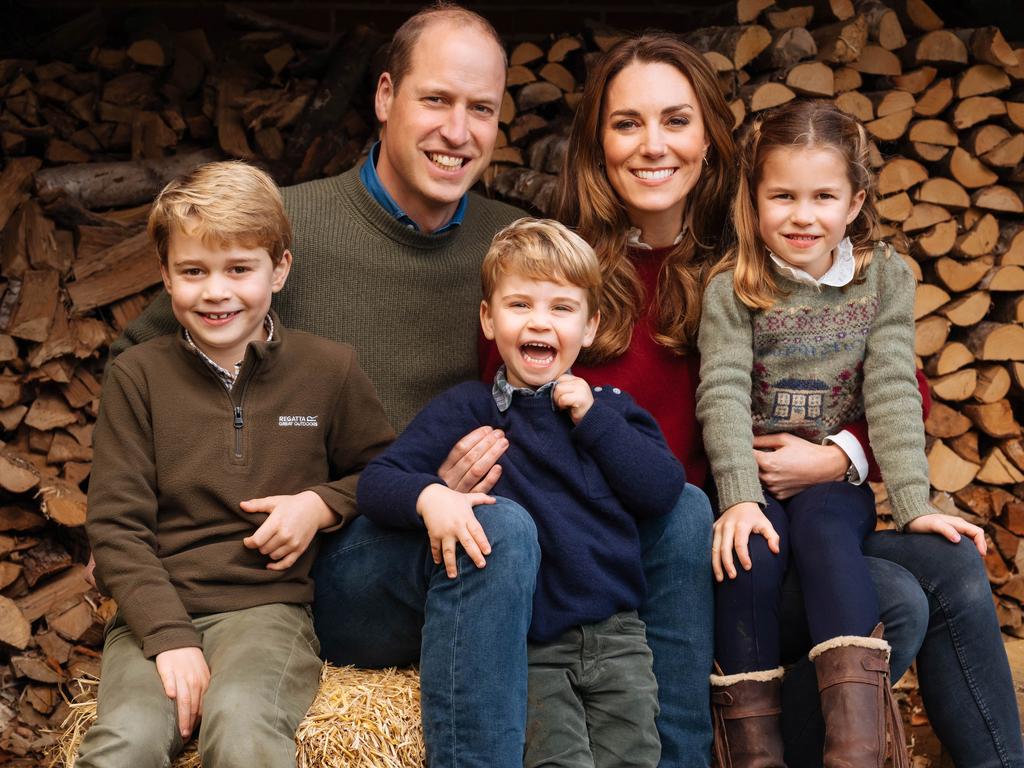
left=845, top=462, right=860, bottom=484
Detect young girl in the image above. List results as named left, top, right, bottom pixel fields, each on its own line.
left=695, top=100, right=986, bottom=768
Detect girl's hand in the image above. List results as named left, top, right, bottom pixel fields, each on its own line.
left=753, top=433, right=849, bottom=499
left=904, top=511, right=986, bottom=555
left=712, top=501, right=780, bottom=582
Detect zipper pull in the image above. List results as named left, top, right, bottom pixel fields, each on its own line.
left=234, top=406, right=243, bottom=429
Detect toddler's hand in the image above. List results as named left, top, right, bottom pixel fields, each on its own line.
left=553, top=373, right=594, bottom=424
left=712, top=501, right=780, bottom=582
left=416, top=484, right=494, bottom=578
left=155, top=646, right=210, bottom=740
left=241, top=490, right=335, bottom=570
left=904, top=510, right=986, bottom=555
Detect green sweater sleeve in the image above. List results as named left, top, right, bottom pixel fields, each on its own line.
left=862, top=247, right=931, bottom=529
left=696, top=272, right=766, bottom=511
left=86, top=362, right=202, bottom=657
left=306, top=351, right=395, bottom=530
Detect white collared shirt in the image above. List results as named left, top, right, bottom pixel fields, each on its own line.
left=626, top=227, right=684, bottom=251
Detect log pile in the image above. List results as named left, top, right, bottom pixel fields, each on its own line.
left=0, top=0, right=1019, bottom=764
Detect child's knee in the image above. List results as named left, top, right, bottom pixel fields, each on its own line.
left=77, top=699, right=179, bottom=768
left=474, top=498, right=540, bottom=567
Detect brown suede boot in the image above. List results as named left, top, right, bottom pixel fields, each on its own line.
left=809, top=623, right=910, bottom=768
left=710, top=666, right=787, bottom=768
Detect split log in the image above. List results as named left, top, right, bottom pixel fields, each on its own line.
left=978, top=448, right=1024, bottom=485
left=914, top=314, right=950, bottom=355
left=914, top=283, right=951, bottom=318
left=903, top=30, right=967, bottom=68
left=683, top=25, right=772, bottom=69
left=974, top=364, right=1012, bottom=404
left=930, top=367, right=977, bottom=400
left=928, top=439, right=980, bottom=492
left=812, top=15, right=869, bottom=64
left=946, top=147, right=999, bottom=188
left=933, top=256, right=992, bottom=292
left=938, top=291, right=990, bottom=326
left=915, top=219, right=957, bottom=257
left=972, top=186, right=1024, bottom=214
left=966, top=322, right=1024, bottom=361
left=878, top=157, right=928, bottom=195
left=965, top=400, right=1022, bottom=438
left=982, top=266, right=1024, bottom=291
left=925, top=399, right=973, bottom=436
left=957, top=64, right=1011, bottom=99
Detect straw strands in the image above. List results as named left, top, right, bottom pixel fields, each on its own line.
left=50, top=666, right=424, bottom=768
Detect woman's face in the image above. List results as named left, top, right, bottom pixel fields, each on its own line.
left=600, top=61, right=710, bottom=233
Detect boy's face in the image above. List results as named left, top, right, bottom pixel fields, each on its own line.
left=480, top=273, right=598, bottom=389
left=160, top=228, right=291, bottom=370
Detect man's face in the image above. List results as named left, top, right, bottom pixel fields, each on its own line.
left=374, top=21, right=505, bottom=232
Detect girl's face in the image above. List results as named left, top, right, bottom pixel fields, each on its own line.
left=756, top=146, right=866, bottom=279
left=600, top=61, right=710, bottom=236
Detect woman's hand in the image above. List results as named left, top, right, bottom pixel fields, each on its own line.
left=753, top=433, right=850, bottom=499
left=711, top=501, right=780, bottom=582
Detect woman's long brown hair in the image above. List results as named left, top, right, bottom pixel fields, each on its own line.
left=556, top=32, right=737, bottom=361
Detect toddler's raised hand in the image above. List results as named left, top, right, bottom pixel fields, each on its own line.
left=712, top=501, right=780, bottom=582
left=416, top=484, right=494, bottom=578
left=553, top=373, right=594, bottom=424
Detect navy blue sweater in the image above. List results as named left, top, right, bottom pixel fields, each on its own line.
left=357, top=380, right=687, bottom=642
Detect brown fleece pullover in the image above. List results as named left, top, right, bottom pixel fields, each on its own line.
left=87, top=317, right=395, bottom=658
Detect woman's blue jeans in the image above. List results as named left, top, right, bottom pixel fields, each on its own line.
left=781, top=531, right=1023, bottom=768
left=311, top=486, right=716, bottom=768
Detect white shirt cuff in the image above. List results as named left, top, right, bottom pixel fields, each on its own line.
left=824, top=430, right=868, bottom=485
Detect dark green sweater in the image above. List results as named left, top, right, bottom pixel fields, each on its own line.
left=88, top=322, right=395, bottom=657
left=113, top=166, right=524, bottom=431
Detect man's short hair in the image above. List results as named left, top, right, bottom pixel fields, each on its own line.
left=148, top=161, right=292, bottom=266
left=385, top=2, right=507, bottom=91
left=482, top=218, right=602, bottom=318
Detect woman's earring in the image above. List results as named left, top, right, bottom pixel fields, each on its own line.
left=702, top=153, right=710, bottom=167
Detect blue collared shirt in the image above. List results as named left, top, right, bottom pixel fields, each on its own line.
left=359, top=142, right=467, bottom=234
left=491, top=365, right=558, bottom=413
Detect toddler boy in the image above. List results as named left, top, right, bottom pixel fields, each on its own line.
left=357, top=218, right=687, bottom=767
left=80, top=161, right=394, bottom=768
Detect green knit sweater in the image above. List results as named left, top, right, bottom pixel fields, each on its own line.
left=696, top=244, right=930, bottom=529
left=112, top=166, right=524, bottom=432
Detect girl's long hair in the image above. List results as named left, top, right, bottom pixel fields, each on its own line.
left=716, top=100, right=882, bottom=310
left=555, top=32, right=737, bottom=361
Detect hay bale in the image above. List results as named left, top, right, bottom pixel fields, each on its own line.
left=50, top=666, right=424, bottom=768
left=297, top=665, right=425, bottom=768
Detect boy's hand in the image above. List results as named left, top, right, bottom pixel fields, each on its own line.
left=553, top=373, right=594, bottom=424
left=904, top=511, right=986, bottom=555
left=712, top=501, right=780, bottom=582
left=241, top=490, right=335, bottom=570
left=155, top=646, right=210, bottom=740
left=416, top=483, right=494, bottom=578
left=439, top=426, right=508, bottom=493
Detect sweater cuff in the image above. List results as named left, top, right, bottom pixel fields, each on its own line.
left=888, top=485, right=932, bottom=531
left=142, top=626, right=203, bottom=659
left=714, top=471, right=766, bottom=513
left=571, top=400, right=622, bottom=447
left=308, top=484, right=356, bottom=532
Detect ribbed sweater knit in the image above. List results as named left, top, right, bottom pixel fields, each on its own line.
left=88, top=319, right=395, bottom=657
left=696, top=244, right=930, bottom=529
left=357, top=381, right=687, bottom=643
left=112, top=165, right=524, bottom=432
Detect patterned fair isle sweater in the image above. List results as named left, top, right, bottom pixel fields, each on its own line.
left=696, top=243, right=930, bottom=529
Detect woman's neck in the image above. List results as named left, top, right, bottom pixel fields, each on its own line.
left=628, top=213, right=683, bottom=249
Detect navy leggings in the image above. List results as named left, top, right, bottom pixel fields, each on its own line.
left=715, top=481, right=879, bottom=675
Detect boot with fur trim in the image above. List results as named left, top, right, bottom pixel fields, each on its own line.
left=809, top=623, right=909, bottom=768
left=710, top=666, right=786, bottom=768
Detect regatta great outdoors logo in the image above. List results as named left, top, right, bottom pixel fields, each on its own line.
left=278, top=415, right=319, bottom=427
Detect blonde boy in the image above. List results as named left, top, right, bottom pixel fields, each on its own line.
left=357, top=218, right=687, bottom=766
left=80, top=161, right=394, bottom=768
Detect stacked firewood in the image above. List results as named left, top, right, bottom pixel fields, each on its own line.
left=0, top=0, right=1020, bottom=763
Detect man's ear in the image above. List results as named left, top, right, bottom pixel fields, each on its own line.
left=271, top=250, right=293, bottom=293
left=375, top=72, right=395, bottom=126
left=479, top=300, right=496, bottom=340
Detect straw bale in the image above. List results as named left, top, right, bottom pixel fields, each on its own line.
left=297, top=665, right=425, bottom=768
left=49, top=666, right=424, bottom=768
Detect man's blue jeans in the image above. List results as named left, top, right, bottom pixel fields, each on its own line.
left=312, top=499, right=539, bottom=768
left=312, top=486, right=715, bottom=768
left=781, top=533, right=1024, bottom=768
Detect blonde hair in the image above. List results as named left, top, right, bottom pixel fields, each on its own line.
left=481, top=218, right=602, bottom=318
left=556, top=32, right=737, bottom=361
left=720, top=100, right=881, bottom=310
left=148, top=161, right=292, bottom=266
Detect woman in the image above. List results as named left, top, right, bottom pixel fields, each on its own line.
left=552, top=32, right=1021, bottom=768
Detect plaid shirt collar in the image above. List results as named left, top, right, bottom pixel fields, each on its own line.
left=491, top=365, right=558, bottom=413
left=184, top=314, right=275, bottom=391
